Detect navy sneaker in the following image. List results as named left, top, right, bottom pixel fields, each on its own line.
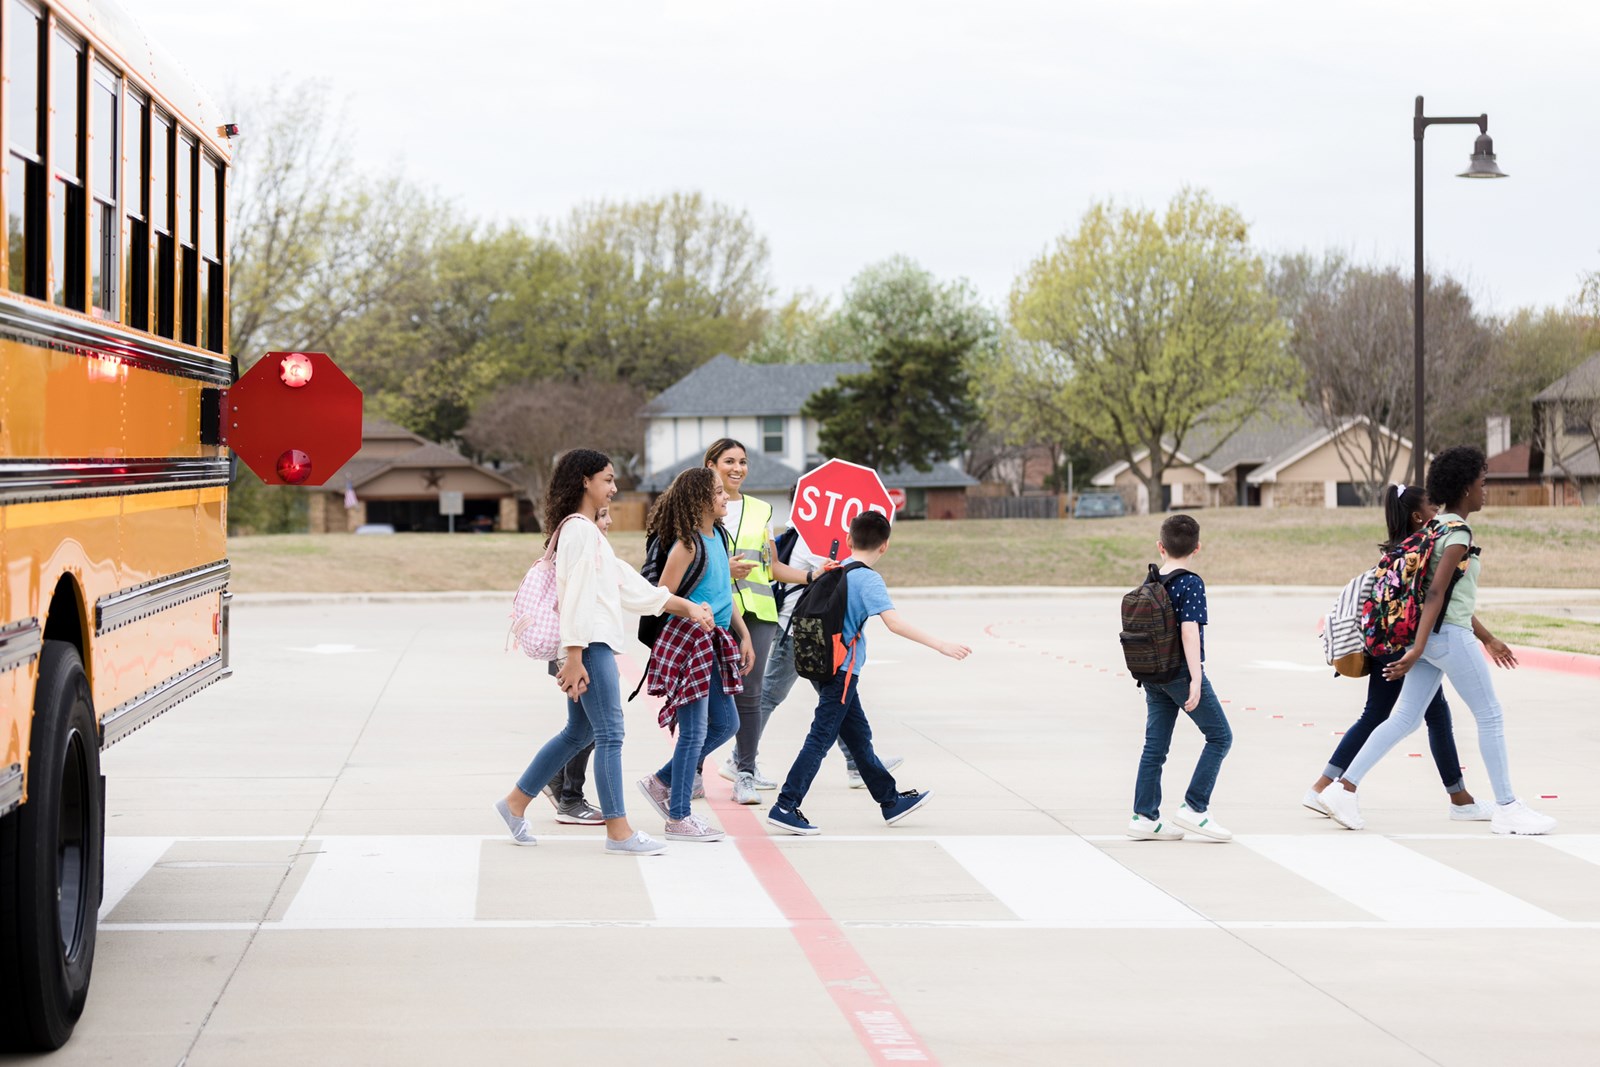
left=882, top=789, right=933, bottom=825
left=767, top=804, right=821, bottom=836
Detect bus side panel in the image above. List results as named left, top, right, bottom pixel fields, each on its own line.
left=0, top=342, right=213, bottom=459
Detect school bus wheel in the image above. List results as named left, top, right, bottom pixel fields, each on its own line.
left=0, top=642, right=105, bottom=1052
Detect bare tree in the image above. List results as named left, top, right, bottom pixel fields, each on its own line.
left=1532, top=355, right=1600, bottom=504
left=461, top=378, right=649, bottom=510
left=228, top=82, right=456, bottom=366
left=1289, top=262, right=1497, bottom=501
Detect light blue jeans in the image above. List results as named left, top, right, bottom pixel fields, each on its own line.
left=1341, top=624, right=1515, bottom=805
left=515, top=645, right=627, bottom=818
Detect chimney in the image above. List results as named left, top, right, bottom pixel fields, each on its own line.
left=1486, top=415, right=1511, bottom=458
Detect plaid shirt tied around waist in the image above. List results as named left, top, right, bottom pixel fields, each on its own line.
left=645, top=615, right=744, bottom=732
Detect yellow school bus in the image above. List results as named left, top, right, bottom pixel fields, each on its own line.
left=1, top=0, right=235, bottom=1049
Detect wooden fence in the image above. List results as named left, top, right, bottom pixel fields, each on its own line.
left=1484, top=485, right=1550, bottom=508
left=965, top=494, right=1062, bottom=520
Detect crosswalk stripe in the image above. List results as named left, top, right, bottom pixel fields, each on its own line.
left=637, top=842, right=786, bottom=923
left=100, top=837, right=174, bottom=920
left=1238, top=834, right=1563, bottom=924
left=284, top=836, right=481, bottom=924
left=939, top=836, right=1204, bottom=925
left=1536, top=835, right=1600, bottom=868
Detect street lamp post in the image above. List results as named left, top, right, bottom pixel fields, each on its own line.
left=1412, top=95, right=1508, bottom=486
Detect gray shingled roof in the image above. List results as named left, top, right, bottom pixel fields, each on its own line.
left=637, top=453, right=976, bottom=493
left=1182, top=401, right=1321, bottom=473
left=1534, top=353, right=1600, bottom=402
left=642, top=354, right=871, bottom=417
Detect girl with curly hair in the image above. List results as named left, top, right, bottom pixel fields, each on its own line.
left=636, top=466, right=754, bottom=842
left=495, top=449, right=713, bottom=855
left=1318, top=446, right=1556, bottom=835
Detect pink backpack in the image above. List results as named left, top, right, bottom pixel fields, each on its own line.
left=507, top=515, right=596, bottom=660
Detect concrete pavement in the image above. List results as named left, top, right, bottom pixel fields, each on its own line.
left=13, top=587, right=1600, bottom=1066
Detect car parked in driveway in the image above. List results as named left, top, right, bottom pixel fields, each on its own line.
left=1073, top=492, right=1127, bottom=518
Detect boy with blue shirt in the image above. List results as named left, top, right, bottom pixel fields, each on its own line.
left=767, top=511, right=971, bottom=835
left=1127, top=514, right=1234, bottom=843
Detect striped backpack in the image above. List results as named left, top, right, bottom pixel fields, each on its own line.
left=1322, top=569, right=1376, bottom=677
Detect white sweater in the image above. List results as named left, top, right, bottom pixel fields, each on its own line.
left=555, top=516, right=670, bottom=651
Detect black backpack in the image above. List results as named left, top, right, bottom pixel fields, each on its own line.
left=1118, top=565, right=1192, bottom=687
left=636, top=525, right=731, bottom=648
left=771, top=527, right=802, bottom=613
left=789, top=561, right=868, bottom=684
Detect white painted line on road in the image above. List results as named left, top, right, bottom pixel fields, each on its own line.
left=1535, top=835, right=1600, bottom=867
left=284, top=836, right=481, bottom=922
left=939, top=836, right=1203, bottom=924
left=1239, top=834, right=1562, bottom=925
left=100, top=837, right=174, bottom=919
left=636, top=843, right=785, bottom=923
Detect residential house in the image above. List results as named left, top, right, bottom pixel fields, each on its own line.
left=1533, top=353, right=1600, bottom=506
left=1090, top=401, right=1417, bottom=512
left=1483, top=415, right=1547, bottom=506
left=638, top=354, right=977, bottom=523
left=316, top=420, right=521, bottom=533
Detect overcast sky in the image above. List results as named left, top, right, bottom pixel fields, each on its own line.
left=128, top=0, right=1599, bottom=316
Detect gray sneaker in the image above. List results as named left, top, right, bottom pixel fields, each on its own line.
left=493, top=799, right=537, bottom=846
left=732, top=772, right=761, bottom=805
left=847, top=755, right=904, bottom=789
left=555, top=799, right=606, bottom=825
left=691, top=772, right=705, bottom=800
left=664, top=814, right=726, bottom=842
left=604, top=831, right=667, bottom=856
left=636, top=774, right=670, bottom=820
left=751, top=765, right=778, bottom=790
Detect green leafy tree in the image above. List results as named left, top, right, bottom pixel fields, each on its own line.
left=1010, top=189, right=1296, bottom=512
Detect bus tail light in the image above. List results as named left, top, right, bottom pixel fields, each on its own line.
left=276, top=449, right=313, bottom=484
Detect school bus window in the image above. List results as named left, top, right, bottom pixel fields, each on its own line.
left=122, top=87, right=148, bottom=329
left=6, top=0, right=47, bottom=298
left=49, top=28, right=86, bottom=311
left=151, top=110, right=173, bottom=337
left=178, top=132, right=197, bottom=345
left=89, top=63, right=118, bottom=319
left=201, top=154, right=223, bottom=352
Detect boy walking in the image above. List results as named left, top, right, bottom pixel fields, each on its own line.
left=1128, top=514, right=1234, bottom=842
left=767, top=511, right=970, bottom=835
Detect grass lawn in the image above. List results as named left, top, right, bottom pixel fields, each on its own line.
left=230, top=506, right=1599, bottom=593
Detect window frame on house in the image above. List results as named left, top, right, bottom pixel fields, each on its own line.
left=760, top=415, right=785, bottom=455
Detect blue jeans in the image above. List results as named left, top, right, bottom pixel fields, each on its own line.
left=656, top=686, right=738, bottom=820
left=1342, top=624, right=1515, bottom=805
left=1133, top=668, right=1233, bottom=820
left=777, top=668, right=898, bottom=809
left=1323, top=651, right=1465, bottom=792
left=515, top=645, right=626, bottom=818
left=759, top=630, right=861, bottom=770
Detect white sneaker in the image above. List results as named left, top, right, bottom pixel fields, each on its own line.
left=1126, top=814, right=1183, bottom=841
left=751, top=765, right=778, bottom=790
left=724, top=757, right=777, bottom=790
left=1170, top=804, right=1232, bottom=841
left=1318, top=783, right=1365, bottom=830
left=1449, top=800, right=1494, bottom=822
left=732, top=772, right=761, bottom=805
left=1302, top=788, right=1332, bottom=817
left=1491, top=799, right=1557, bottom=836
left=718, top=757, right=740, bottom=784
left=604, top=831, right=667, bottom=856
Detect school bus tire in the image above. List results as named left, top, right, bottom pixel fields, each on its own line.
left=0, top=641, right=104, bottom=1052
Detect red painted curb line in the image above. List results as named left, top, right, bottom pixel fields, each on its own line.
left=1493, top=644, right=1600, bottom=679
left=618, top=654, right=939, bottom=1065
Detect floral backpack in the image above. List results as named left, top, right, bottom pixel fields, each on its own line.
left=1359, top=517, right=1477, bottom=657
left=507, top=515, right=597, bottom=660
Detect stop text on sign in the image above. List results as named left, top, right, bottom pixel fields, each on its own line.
left=794, top=486, right=891, bottom=528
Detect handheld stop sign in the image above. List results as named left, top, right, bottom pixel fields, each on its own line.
left=790, top=459, right=896, bottom=561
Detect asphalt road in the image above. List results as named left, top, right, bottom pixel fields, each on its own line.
left=13, top=586, right=1600, bottom=1066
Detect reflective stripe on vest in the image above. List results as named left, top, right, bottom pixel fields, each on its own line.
left=730, top=495, right=778, bottom=622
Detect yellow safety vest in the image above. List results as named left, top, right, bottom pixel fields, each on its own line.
left=729, top=494, right=778, bottom=623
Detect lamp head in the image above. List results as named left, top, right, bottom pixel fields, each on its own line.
left=1458, top=133, right=1508, bottom=178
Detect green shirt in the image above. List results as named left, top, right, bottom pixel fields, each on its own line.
left=1427, top=512, right=1479, bottom=631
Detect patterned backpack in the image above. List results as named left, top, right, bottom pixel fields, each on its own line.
left=507, top=515, right=593, bottom=660
left=1118, top=565, right=1191, bottom=687
left=1359, top=518, right=1476, bottom=657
